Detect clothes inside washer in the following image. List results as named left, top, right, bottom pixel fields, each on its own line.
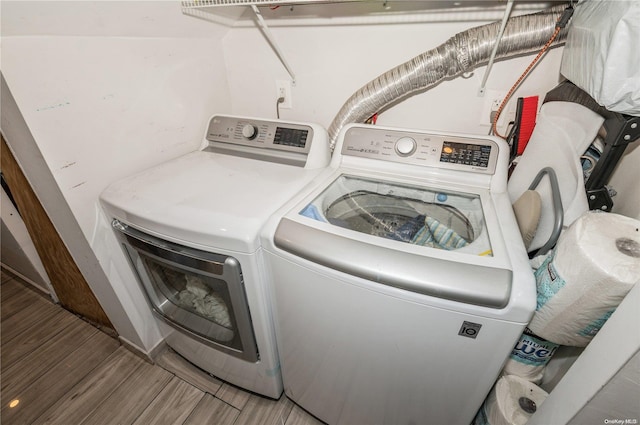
left=387, top=214, right=426, bottom=242
left=411, top=216, right=470, bottom=250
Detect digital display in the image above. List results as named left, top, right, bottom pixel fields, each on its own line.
left=273, top=127, right=308, bottom=148
left=440, top=141, right=492, bottom=168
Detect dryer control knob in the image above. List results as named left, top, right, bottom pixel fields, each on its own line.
left=395, top=137, right=417, bottom=157
left=241, top=124, right=258, bottom=140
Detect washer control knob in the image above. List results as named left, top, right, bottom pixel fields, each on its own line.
left=241, top=124, right=258, bottom=140
left=395, top=137, right=417, bottom=156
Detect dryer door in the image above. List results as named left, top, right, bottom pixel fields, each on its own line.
left=112, top=220, right=259, bottom=362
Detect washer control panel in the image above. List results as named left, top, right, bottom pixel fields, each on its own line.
left=206, top=115, right=313, bottom=153
left=341, top=126, right=498, bottom=174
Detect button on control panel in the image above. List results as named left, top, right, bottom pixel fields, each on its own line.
left=341, top=126, right=498, bottom=174
left=241, top=124, right=258, bottom=140
left=394, top=137, right=417, bottom=157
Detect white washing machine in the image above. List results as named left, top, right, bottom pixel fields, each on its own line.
left=261, top=123, right=536, bottom=423
left=100, top=115, right=329, bottom=398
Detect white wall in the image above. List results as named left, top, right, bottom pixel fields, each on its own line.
left=1, top=1, right=232, bottom=351
left=569, top=351, right=640, bottom=425
left=222, top=15, right=565, bottom=135
left=610, top=144, right=640, bottom=219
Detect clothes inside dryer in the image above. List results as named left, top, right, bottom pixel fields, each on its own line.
left=300, top=175, right=492, bottom=256
left=145, top=262, right=233, bottom=332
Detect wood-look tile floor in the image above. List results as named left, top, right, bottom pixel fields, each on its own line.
left=0, top=269, right=325, bottom=425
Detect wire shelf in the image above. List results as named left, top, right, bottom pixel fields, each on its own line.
left=182, top=0, right=359, bottom=8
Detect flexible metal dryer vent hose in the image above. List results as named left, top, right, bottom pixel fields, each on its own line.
left=328, top=4, right=569, bottom=151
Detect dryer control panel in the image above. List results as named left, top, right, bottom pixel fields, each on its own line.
left=203, top=115, right=330, bottom=169
left=207, top=115, right=313, bottom=153
left=341, top=126, right=499, bottom=175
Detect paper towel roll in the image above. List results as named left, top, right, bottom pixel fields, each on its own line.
left=528, top=212, right=640, bottom=346
left=502, top=328, right=560, bottom=384
left=473, top=375, right=548, bottom=425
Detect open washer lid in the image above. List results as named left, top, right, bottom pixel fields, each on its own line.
left=302, top=175, right=493, bottom=256
left=274, top=171, right=514, bottom=309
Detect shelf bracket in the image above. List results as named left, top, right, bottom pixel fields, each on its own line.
left=250, top=5, right=296, bottom=84
left=478, top=0, right=514, bottom=96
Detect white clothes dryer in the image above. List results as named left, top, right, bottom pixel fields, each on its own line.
left=100, top=115, right=329, bottom=398
left=261, top=123, right=535, bottom=423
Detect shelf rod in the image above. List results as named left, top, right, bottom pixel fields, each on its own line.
left=251, top=5, right=296, bottom=83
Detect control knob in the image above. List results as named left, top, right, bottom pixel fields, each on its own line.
left=395, top=137, right=417, bottom=157
left=241, top=124, right=258, bottom=140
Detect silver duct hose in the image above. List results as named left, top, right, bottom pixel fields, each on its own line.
left=328, top=5, right=569, bottom=150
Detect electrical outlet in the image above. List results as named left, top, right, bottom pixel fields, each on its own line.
left=479, top=90, right=506, bottom=127
left=276, top=80, right=292, bottom=109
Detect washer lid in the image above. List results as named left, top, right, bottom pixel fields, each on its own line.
left=274, top=174, right=512, bottom=308
left=101, top=150, right=321, bottom=252
left=310, top=175, right=491, bottom=254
